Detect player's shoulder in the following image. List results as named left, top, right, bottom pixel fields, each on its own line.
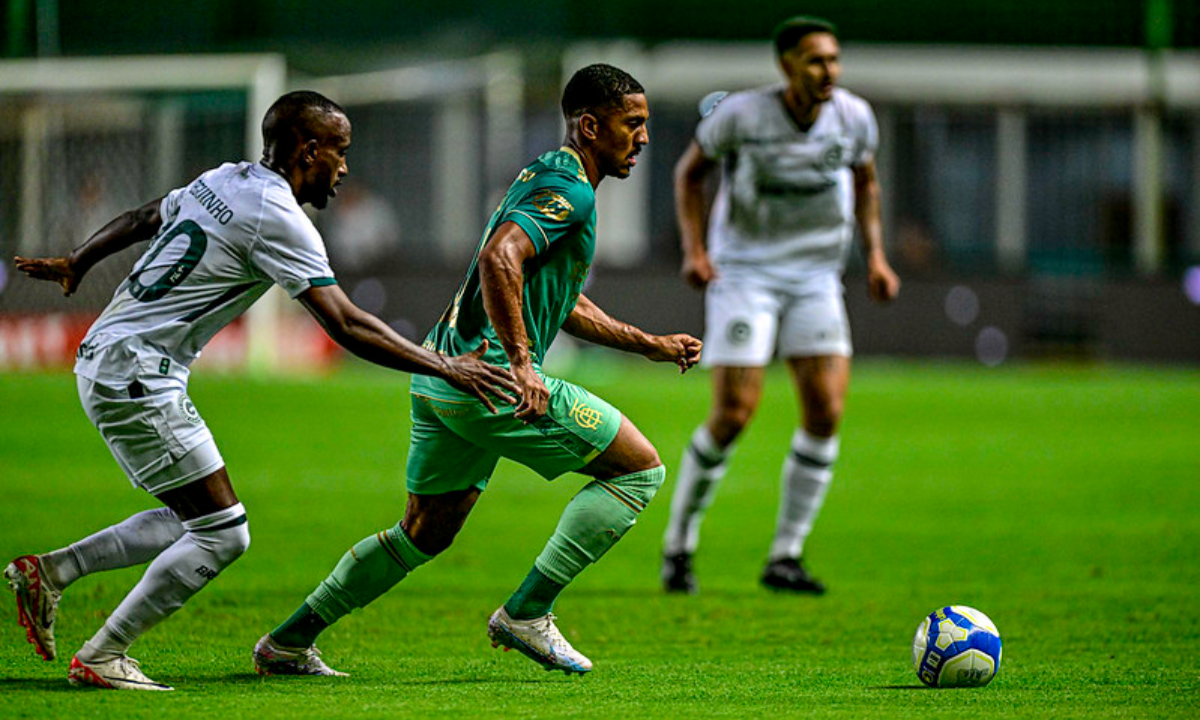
left=533, top=149, right=593, bottom=188
left=829, top=88, right=874, bottom=120
left=712, top=84, right=783, bottom=117
left=241, top=163, right=320, bottom=243
left=521, top=150, right=595, bottom=208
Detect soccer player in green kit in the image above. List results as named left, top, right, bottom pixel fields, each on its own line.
left=254, top=64, right=703, bottom=676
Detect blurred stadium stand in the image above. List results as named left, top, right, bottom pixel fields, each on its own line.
left=1, top=0, right=1198, bottom=368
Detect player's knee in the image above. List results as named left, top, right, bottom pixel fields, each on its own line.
left=710, top=410, right=752, bottom=446
left=182, top=504, right=251, bottom=566
left=805, top=405, right=843, bottom=437
left=610, top=464, right=666, bottom=508
left=407, top=526, right=455, bottom=557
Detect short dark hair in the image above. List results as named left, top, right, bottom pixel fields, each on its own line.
left=561, top=64, right=645, bottom=119
left=261, top=90, right=346, bottom=153
left=773, top=16, right=837, bottom=56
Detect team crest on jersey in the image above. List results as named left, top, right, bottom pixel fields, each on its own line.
left=569, top=398, right=603, bottom=430
left=532, top=190, right=573, bottom=221
left=728, top=320, right=753, bottom=346
left=177, top=394, right=202, bottom=426
left=822, top=144, right=843, bottom=170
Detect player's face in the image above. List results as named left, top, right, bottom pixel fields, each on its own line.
left=781, top=32, right=841, bottom=104
left=594, top=93, right=649, bottom=180
left=303, top=112, right=351, bottom=209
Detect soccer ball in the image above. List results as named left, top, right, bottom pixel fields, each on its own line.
left=912, top=605, right=1002, bottom=688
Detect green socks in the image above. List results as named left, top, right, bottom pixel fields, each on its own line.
left=508, top=465, right=665, bottom=617
left=505, top=567, right=566, bottom=620
left=272, top=523, right=432, bottom=647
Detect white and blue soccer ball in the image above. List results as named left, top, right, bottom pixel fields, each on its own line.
left=912, top=605, right=1002, bottom=688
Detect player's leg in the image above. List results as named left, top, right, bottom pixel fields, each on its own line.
left=57, top=376, right=246, bottom=690
left=662, top=278, right=778, bottom=592
left=262, top=489, right=481, bottom=663
left=763, top=277, right=852, bottom=593
left=661, top=365, right=765, bottom=592
left=5, top=508, right=184, bottom=662
left=70, top=468, right=250, bottom=691
left=489, top=386, right=664, bottom=674
left=258, top=397, right=496, bottom=676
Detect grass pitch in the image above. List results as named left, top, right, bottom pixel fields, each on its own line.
left=1, top=357, right=1197, bottom=718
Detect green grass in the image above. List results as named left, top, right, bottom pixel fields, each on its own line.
left=1, top=357, right=1198, bottom=718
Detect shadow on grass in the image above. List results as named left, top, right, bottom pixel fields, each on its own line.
left=0, top=678, right=78, bottom=692
left=871, top=685, right=930, bottom=690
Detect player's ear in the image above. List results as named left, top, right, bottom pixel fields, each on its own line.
left=579, top=112, right=600, bottom=141
left=300, top=138, right=319, bottom=168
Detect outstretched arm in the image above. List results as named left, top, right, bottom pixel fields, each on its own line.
left=564, top=293, right=702, bottom=373
left=477, top=221, right=548, bottom=422
left=14, top=196, right=165, bottom=296
left=299, top=284, right=517, bottom=412
left=675, top=141, right=718, bottom=289
left=853, top=160, right=900, bottom=303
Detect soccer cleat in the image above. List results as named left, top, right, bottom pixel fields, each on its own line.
left=661, top=552, right=698, bottom=594
left=252, top=634, right=348, bottom=677
left=5, top=555, right=62, bottom=661
left=67, top=654, right=173, bottom=691
left=487, top=607, right=592, bottom=675
left=761, top=557, right=826, bottom=595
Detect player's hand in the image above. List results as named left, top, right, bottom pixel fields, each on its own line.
left=442, top=340, right=519, bottom=413
left=646, top=333, right=703, bottom=373
left=681, top=252, right=716, bottom=289
left=511, top=361, right=550, bottom=423
left=14, top=255, right=82, bottom=296
left=866, top=254, right=900, bottom=303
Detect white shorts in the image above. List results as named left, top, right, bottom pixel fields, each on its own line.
left=76, top=375, right=224, bottom=496
left=701, top=273, right=852, bottom=367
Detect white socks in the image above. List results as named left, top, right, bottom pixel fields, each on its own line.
left=768, top=430, right=839, bottom=562
left=662, top=426, right=732, bottom=556
left=78, top=503, right=250, bottom=662
left=41, top=508, right=185, bottom=591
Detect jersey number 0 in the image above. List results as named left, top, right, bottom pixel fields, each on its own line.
left=126, top=220, right=208, bottom=302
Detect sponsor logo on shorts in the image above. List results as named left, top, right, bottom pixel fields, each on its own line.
left=195, top=565, right=218, bottom=580
left=177, top=395, right=202, bottom=426
left=569, top=399, right=603, bottom=430
left=728, top=320, right=753, bottom=346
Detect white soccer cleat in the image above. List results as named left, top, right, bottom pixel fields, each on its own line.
left=5, top=555, right=62, bottom=662
left=253, top=634, right=348, bottom=677
left=68, top=654, right=173, bottom=691
left=487, top=607, right=593, bottom=675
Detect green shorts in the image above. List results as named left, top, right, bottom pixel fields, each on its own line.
left=406, top=375, right=622, bottom=495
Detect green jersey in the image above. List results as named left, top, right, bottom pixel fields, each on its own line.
left=413, top=147, right=596, bottom=401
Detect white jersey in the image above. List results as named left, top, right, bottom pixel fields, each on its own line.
left=75, top=161, right=336, bottom=386
left=696, top=85, right=877, bottom=285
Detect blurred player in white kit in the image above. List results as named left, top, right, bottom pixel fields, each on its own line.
left=661, top=17, right=900, bottom=594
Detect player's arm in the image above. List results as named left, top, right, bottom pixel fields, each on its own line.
left=477, top=221, right=548, bottom=422
left=14, top=197, right=165, bottom=296
left=563, top=293, right=702, bottom=373
left=298, top=284, right=517, bottom=412
left=853, top=160, right=900, bottom=303
left=675, top=141, right=718, bottom=289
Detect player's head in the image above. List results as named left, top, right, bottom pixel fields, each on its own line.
left=562, top=64, right=649, bottom=181
left=261, top=90, right=351, bottom=209
left=774, top=16, right=840, bottom=104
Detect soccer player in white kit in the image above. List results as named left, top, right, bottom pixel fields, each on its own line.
left=5, top=91, right=516, bottom=690
left=661, top=17, right=900, bottom=594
